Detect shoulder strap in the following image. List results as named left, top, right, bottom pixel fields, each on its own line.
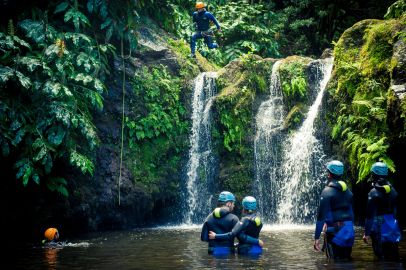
left=214, top=208, right=221, bottom=218
left=383, top=185, right=391, bottom=194
left=338, top=181, right=348, bottom=192
left=249, top=216, right=261, bottom=226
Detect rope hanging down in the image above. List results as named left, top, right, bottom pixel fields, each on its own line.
left=118, top=33, right=132, bottom=206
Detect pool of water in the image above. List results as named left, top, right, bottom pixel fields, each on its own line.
left=8, top=225, right=405, bottom=269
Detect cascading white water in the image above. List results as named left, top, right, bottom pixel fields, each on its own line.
left=277, top=57, right=334, bottom=223
left=184, top=72, right=217, bottom=224
left=253, top=61, right=285, bottom=222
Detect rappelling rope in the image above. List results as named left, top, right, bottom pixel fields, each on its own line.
left=118, top=32, right=132, bottom=206
left=118, top=36, right=125, bottom=206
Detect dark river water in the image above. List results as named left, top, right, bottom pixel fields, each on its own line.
left=8, top=225, right=406, bottom=269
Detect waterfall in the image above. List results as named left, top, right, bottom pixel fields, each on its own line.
left=184, top=72, right=217, bottom=224
left=254, top=61, right=285, bottom=223
left=254, top=57, right=333, bottom=224
left=277, top=57, right=334, bottom=223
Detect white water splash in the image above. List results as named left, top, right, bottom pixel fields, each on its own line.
left=254, top=60, right=285, bottom=222
left=184, top=72, right=217, bottom=224
left=277, top=58, right=334, bottom=223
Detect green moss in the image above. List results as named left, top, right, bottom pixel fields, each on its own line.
left=167, top=39, right=200, bottom=82
left=326, top=18, right=405, bottom=183
left=125, top=64, right=189, bottom=194
left=279, top=56, right=313, bottom=110
left=167, top=38, right=218, bottom=78
left=213, top=54, right=274, bottom=195
left=360, top=20, right=401, bottom=77
left=284, top=104, right=306, bottom=131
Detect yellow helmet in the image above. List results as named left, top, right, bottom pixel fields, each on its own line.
left=44, top=228, right=59, bottom=241
left=195, top=2, right=205, bottom=9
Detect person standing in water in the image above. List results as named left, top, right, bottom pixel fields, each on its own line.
left=363, top=162, right=401, bottom=261
left=314, top=160, right=355, bottom=260
left=201, top=191, right=239, bottom=255
left=208, top=196, right=264, bottom=255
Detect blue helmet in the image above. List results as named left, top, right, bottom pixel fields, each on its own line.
left=371, top=162, right=388, bottom=176
left=218, top=191, right=236, bottom=202
left=326, top=160, right=344, bottom=176
left=242, top=196, right=257, bottom=211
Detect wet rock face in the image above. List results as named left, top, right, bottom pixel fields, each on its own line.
left=392, top=33, right=406, bottom=87
left=391, top=32, right=406, bottom=102
left=54, top=23, right=187, bottom=233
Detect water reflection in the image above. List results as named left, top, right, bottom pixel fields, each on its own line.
left=44, top=248, right=60, bottom=270
left=11, top=226, right=405, bottom=270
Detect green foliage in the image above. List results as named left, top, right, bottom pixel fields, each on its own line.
left=125, top=65, right=188, bottom=191
left=279, top=57, right=311, bottom=110
left=328, top=18, right=404, bottom=182
left=86, top=0, right=139, bottom=52
left=360, top=20, right=398, bottom=77
left=0, top=3, right=112, bottom=195
left=384, top=0, right=406, bottom=19
left=214, top=1, right=280, bottom=62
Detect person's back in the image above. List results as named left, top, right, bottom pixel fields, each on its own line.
left=209, top=196, right=264, bottom=255
left=236, top=212, right=263, bottom=254
left=321, top=181, right=353, bottom=225
left=364, top=162, right=401, bottom=261
left=314, top=160, right=354, bottom=260
left=201, top=191, right=238, bottom=255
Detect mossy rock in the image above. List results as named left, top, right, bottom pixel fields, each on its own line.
left=284, top=104, right=307, bottom=131
left=326, top=16, right=406, bottom=183
left=278, top=56, right=313, bottom=111
left=212, top=54, right=275, bottom=195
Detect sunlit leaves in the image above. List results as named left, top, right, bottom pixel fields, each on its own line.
left=0, top=66, right=14, bottom=82
left=70, top=150, right=94, bottom=175
left=0, top=2, right=111, bottom=194
left=65, top=8, right=91, bottom=31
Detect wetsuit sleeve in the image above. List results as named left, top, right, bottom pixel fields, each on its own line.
left=215, top=219, right=246, bottom=240
left=206, top=12, right=220, bottom=29
left=238, top=232, right=259, bottom=245
left=365, top=192, right=376, bottom=236
left=235, top=219, right=259, bottom=244
left=315, top=189, right=330, bottom=239
left=201, top=221, right=209, bottom=242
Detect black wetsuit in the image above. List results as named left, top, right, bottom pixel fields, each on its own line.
left=365, top=179, right=400, bottom=260
left=201, top=207, right=239, bottom=254
left=215, top=213, right=263, bottom=254
left=190, top=9, right=220, bottom=55
left=315, top=180, right=354, bottom=260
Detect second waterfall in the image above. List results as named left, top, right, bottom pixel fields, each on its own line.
left=254, top=57, right=334, bottom=224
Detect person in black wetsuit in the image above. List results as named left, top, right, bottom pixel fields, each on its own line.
left=314, top=160, right=355, bottom=260
left=363, top=162, right=401, bottom=261
left=208, top=196, right=264, bottom=255
left=190, top=2, right=221, bottom=58
left=201, top=191, right=239, bottom=255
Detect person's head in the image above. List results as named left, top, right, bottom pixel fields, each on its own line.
left=44, top=228, right=59, bottom=241
left=195, top=2, right=205, bottom=12
left=242, top=196, right=257, bottom=214
left=326, top=160, right=344, bottom=180
left=217, top=191, right=236, bottom=211
left=371, top=161, right=388, bottom=182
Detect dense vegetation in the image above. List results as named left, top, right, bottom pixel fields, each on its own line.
left=327, top=12, right=406, bottom=182
left=1, top=0, right=405, bottom=234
